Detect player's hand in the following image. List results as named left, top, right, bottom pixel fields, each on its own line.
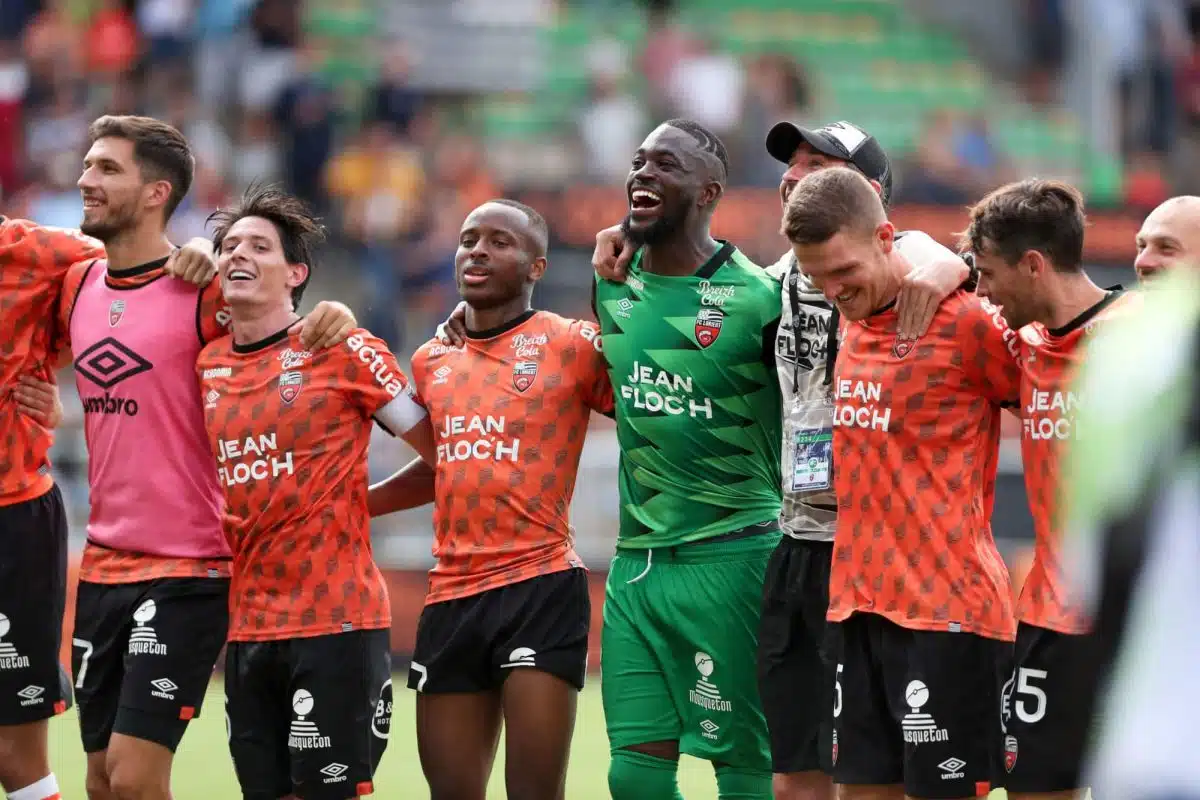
left=593, top=224, right=634, bottom=283
left=435, top=302, right=468, bottom=347
left=14, top=375, right=64, bottom=428
left=896, top=254, right=970, bottom=340
left=294, top=301, right=357, bottom=350
left=165, top=238, right=218, bottom=286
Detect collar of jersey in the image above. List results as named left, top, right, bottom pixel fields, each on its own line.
left=104, top=254, right=172, bottom=290
left=631, top=240, right=735, bottom=280
left=465, top=309, right=537, bottom=340
left=232, top=322, right=295, bottom=354
left=1045, top=285, right=1125, bottom=338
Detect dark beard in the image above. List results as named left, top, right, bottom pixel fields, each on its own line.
left=80, top=208, right=137, bottom=242
left=621, top=206, right=685, bottom=247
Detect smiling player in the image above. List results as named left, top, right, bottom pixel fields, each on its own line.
left=197, top=184, right=435, bottom=800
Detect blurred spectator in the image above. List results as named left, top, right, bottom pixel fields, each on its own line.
left=194, top=0, right=255, bottom=114
left=1173, top=2, right=1200, bottom=191
left=738, top=53, right=814, bottom=187
left=230, top=110, right=280, bottom=190
left=1124, top=150, right=1171, bottom=210
left=84, top=0, right=140, bottom=81
left=664, top=36, right=745, bottom=136
left=900, top=109, right=1012, bottom=204
left=274, top=43, right=336, bottom=212
left=577, top=33, right=644, bottom=182
left=0, top=40, right=27, bottom=197
left=368, top=42, right=423, bottom=138
left=1024, top=0, right=1067, bottom=106
left=326, top=123, right=427, bottom=346
left=638, top=2, right=697, bottom=119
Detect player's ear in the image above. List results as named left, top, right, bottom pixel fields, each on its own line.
left=287, top=262, right=310, bottom=289
left=700, top=180, right=723, bottom=210
left=1019, top=249, right=1045, bottom=277
left=528, top=256, right=547, bottom=283
left=875, top=220, right=896, bottom=254
left=868, top=178, right=883, bottom=198
left=144, top=180, right=172, bottom=211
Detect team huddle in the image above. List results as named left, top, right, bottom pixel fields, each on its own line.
left=0, top=108, right=1188, bottom=800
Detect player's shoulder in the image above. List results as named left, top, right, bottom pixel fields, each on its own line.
left=725, top=247, right=778, bottom=290
left=197, top=333, right=237, bottom=368
left=2, top=217, right=102, bottom=252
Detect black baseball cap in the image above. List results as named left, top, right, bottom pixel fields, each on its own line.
left=766, top=120, right=893, bottom=204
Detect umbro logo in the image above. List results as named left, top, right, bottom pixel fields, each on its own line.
left=150, top=678, right=178, bottom=700
left=17, top=685, right=44, bottom=706
left=320, top=763, right=349, bottom=784
left=74, top=337, right=153, bottom=389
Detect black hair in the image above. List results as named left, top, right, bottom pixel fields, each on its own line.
left=664, top=118, right=729, bottom=182
left=484, top=198, right=549, bottom=257
left=208, top=183, right=327, bottom=309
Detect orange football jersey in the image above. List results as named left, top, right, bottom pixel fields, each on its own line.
left=827, top=291, right=1022, bottom=641
left=1016, top=290, right=1129, bottom=633
left=0, top=218, right=104, bottom=505
left=198, top=326, right=426, bottom=641
left=59, top=260, right=233, bottom=583
left=411, top=310, right=614, bottom=605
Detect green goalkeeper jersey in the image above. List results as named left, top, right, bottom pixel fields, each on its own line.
left=594, top=241, right=783, bottom=549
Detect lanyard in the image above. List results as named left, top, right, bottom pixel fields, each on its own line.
left=788, top=260, right=839, bottom=394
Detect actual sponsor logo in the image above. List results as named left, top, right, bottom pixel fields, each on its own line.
left=279, top=371, right=303, bottom=404
left=0, top=614, right=31, bottom=670
left=900, top=680, right=948, bottom=744
left=695, top=308, right=724, bottom=348
left=278, top=348, right=313, bottom=371
left=688, top=652, right=732, bottom=713
left=203, top=367, right=232, bottom=379
left=371, top=679, right=393, bottom=741
left=150, top=678, right=178, bottom=700
left=128, top=600, right=167, bottom=656
left=512, top=361, right=538, bottom=393
left=109, top=299, right=125, bottom=327
left=432, top=366, right=452, bottom=385
left=289, top=689, right=331, bottom=750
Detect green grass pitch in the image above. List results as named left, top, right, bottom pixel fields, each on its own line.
left=46, top=679, right=1008, bottom=798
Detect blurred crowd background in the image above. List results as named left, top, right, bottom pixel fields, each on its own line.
left=16, top=0, right=1194, bottom=569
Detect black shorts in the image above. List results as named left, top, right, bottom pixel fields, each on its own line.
left=757, top=536, right=835, bottom=774
left=225, top=629, right=393, bottom=800
left=72, top=576, right=229, bottom=753
left=408, top=569, right=590, bottom=694
left=830, top=612, right=1012, bottom=799
left=0, top=486, right=73, bottom=724
left=1000, top=623, right=1099, bottom=793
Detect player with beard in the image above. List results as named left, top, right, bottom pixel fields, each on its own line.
left=586, top=119, right=784, bottom=800
left=433, top=120, right=970, bottom=800
left=965, top=179, right=1128, bottom=799
left=0, top=155, right=222, bottom=800
left=44, top=117, right=356, bottom=800
left=369, top=200, right=613, bottom=799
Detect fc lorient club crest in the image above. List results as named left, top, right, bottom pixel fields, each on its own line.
left=279, top=371, right=303, bottom=404
left=695, top=308, right=724, bottom=349
left=512, top=361, right=538, bottom=392
left=891, top=337, right=915, bottom=359
left=109, top=299, right=126, bottom=327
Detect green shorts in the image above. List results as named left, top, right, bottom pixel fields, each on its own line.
left=601, top=528, right=781, bottom=770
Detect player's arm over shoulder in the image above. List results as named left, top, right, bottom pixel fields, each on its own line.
left=959, top=294, right=1022, bottom=406
left=338, top=328, right=436, bottom=462
left=562, top=317, right=614, bottom=417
